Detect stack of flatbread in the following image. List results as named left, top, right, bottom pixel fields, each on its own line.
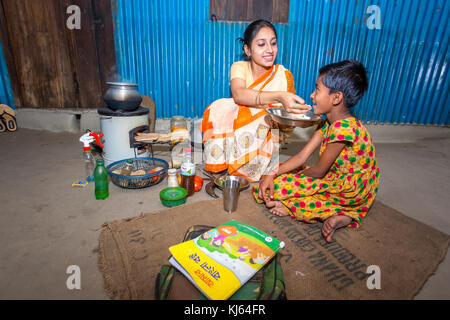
left=134, top=130, right=190, bottom=143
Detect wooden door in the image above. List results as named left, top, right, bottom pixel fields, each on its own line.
left=0, top=0, right=116, bottom=109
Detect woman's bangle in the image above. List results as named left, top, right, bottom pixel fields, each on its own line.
left=255, top=91, right=262, bottom=106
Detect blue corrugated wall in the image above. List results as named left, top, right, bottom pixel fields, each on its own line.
left=112, top=0, right=449, bottom=125
left=0, top=0, right=447, bottom=123
left=0, top=41, right=14, bottom=109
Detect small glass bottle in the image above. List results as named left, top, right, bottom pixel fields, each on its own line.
left=167, top=168, right=179, bottom=188
left=121, top=159, right=134, bottom=176
left=94, top=159, right=109, bottom=200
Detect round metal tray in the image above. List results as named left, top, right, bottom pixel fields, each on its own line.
left=267, top=107, right=320, bottom=127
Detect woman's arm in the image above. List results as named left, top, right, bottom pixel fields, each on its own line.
left=301, top=141, right=347, bottom=179
left=230, top=78, right=311, bottom=114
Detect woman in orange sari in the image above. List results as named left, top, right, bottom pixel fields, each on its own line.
left=202, top=20, right=311, bottom=182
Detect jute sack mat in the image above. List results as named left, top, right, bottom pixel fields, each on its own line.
left=98, top=191, right=450, bottom=299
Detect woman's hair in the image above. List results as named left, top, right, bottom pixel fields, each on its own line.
left=319, top=60, right=369, bottom=108
left=238, top=19, right=277, bottom=60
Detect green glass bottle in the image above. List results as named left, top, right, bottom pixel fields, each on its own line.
left=94, top=159, right=109, bottom=200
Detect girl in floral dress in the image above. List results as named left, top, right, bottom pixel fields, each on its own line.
left=254, top=60, right=380, bottom=242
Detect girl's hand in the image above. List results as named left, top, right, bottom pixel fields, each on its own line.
left=279, top=92, right=311, bottom=114
left=258, top=175, right=275, bottom=202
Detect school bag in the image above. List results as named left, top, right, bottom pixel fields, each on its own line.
left=155, top=224, right=287, bottom=300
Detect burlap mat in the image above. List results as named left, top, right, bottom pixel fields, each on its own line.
left=98, top=191, right=450, bottom=299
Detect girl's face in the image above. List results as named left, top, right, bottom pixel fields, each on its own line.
left=310, top=76, right=333, bottom=115
left=244, top=27, right=278, bottom=69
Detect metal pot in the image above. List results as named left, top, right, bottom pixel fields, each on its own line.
left=104, top=82, right=142, bottom=111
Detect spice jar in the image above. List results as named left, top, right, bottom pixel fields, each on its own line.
left=167, top=168, right=179, bottom=187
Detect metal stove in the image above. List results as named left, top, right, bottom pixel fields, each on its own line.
left=98, top=106, right=150, bottom=167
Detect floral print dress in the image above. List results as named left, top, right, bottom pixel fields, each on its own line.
left=253, top=117, right=380, bottom=228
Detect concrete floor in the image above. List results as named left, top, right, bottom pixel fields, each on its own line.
left=0, top=128, right=449, bottom=299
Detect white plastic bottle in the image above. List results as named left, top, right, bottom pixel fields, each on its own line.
left=84, top=150, right=95, bottom=182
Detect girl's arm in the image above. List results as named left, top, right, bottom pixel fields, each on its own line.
left=301, top=141, right=347, bottom=179
left=276, top=129, right=324, bottom=175
left=258, top=129, right=322, bottom=201
left=230, top=78, right=311, bottom=114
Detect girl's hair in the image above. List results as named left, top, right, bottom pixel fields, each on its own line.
left=237, top=19, right=277, bottom=60
left=319, top=60, right=369, bottom=108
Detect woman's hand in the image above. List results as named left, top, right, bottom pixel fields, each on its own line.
left=258, top=174, right=276, bottom=202
left=278, top=92, right=311, bottom=114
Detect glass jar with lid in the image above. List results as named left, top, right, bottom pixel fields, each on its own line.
left=170, top=116, right=188, bottom=145
left=170, top=116, right=187, bottom=132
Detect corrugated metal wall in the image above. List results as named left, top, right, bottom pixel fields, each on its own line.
left=112, top=0, right=449, bottom=125
left=0, top=0, right=446, bottom=123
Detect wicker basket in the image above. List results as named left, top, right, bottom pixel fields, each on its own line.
left=106, top=157, right=168, bottom=189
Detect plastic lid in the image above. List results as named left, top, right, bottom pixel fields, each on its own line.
left=96, top=159, right=104, bottom=165
left=160, top=187, right=188, bottom=201
left=185, top=148, right=193, bottom=153
left=126, top=159, right=133, bottom=164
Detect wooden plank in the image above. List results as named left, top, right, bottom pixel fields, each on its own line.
left=210, top=0, right=289, bottom=23
left=247, top=0, right=273, bottom=22
left=91, top=0, right=117, bottom=103
left=229, top=0, right=247, bottom=22
left=1, top=0, right=77, bottom=108
left=53, top=0, right=80, bottom=108
left=1, top=0, right=110, bottom=109
left=2, top=0, right=43, bottom=107
left=272, top=0, right=290, bottom=24
left=210, top=0, right=227, bottom=21
left=44, top=0, right=76, bottom=108
left=63, top=0, right=103, bottom=109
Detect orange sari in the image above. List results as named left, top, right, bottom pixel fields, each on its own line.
left=201, top=64, right=296, bottom=182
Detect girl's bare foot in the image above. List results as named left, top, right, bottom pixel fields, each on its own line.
left=322, top=215, right=352, bottom=243
left=265, top=200, right=290, bottom=216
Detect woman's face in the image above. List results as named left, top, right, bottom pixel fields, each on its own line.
left=244, top=27, right=278, bottom=69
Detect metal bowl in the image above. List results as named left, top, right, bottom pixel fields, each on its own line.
left=268, top=108, right=320, bottom=127
left=104, top=82, right=142, bottom=111
left=214, top=175, right=250, bottom=191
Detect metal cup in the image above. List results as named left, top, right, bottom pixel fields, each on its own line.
left=222, top=177, right=241, bottom=213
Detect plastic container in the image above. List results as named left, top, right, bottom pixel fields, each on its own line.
left=160, top=187, right=188, bottom=207
left=94, top=159, right=109, bottom=200
left=180, top=148, right=195, bottom=196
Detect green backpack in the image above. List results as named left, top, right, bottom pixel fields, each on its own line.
left=155, top=225, right=287, bottom=300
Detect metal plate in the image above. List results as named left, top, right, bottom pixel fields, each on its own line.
left=268, top=108, right=320, bottom=127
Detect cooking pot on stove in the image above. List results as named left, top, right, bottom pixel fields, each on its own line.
left=104, top=82, right=142, bottom=111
